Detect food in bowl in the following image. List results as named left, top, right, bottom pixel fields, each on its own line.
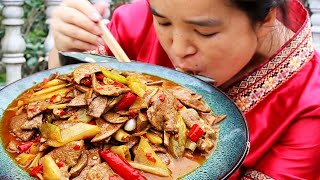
left=1, top=64, right=226, bottom=180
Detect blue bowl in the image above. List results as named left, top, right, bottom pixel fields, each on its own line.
left=0, top=59, right=249, bottom=180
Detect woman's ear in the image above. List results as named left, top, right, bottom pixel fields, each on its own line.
left=256, top=8, right=277, bottom=38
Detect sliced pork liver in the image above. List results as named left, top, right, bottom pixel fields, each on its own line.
left=168, top=86, right=211, bottom=112
left=26, top=100, right=48, bottom=119
left=147, top=88, right=179, bottom=133
left=10, top=113, right=35, bottom=141
left=21, top=114, right=43, bottom=130
left=91, top=118, right=122, bottom=142
left=88, top=96, right=109, bottom=118
left=47, top=140, right=84, bottom=167
left=68, top=93, right=87, bottom=107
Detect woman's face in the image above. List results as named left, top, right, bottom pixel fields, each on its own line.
left=149, top=0, right=259, bottom=86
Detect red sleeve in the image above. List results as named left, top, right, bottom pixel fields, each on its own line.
left=105, top=0, right=173, bottom=68
left=253, top=110, right=320, bottom=179
left=106, top=0, right=153, bottom=60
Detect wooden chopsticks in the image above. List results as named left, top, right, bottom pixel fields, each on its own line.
left=98, top=21, right=131, bottom=62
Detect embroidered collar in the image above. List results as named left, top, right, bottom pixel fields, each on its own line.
left=224, top=2, right=315, bottom=113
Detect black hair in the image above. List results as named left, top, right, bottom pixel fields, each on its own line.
left=230, top=0, right=288, bottom=25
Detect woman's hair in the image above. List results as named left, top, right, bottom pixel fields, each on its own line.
left=230, top=0, right=288, bottom=25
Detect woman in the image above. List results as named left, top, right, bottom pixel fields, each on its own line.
left=50, top=0, right=320, bottom=179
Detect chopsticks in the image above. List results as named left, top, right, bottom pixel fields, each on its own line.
left=98, top=21, right=131, bottom=62
left=98, top=20, right=216, bottom=84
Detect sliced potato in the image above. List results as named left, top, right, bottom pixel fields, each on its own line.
left=16, top=153, right=36, bottom=166
left=47, top=123, right=100, bottom=147
left=110, top=145, right=131, bottom=161
left=33, top=84, right=67, bottom=96
left=41, top=79, right=65, bottom=89
left=127, top=76, right=146, bottom=97
left=130, top=162, right=171, bottom=177
left=39, top=123, right=62, bottom=142
left=47, top=103, right=68, bottom=110
left=146, top=132, right=163, bottom=145
left=61, top=123, right=100, bottom=144
left=43, top=155, right=62, bottom=180
left=28, top=87, right=73, bottom=103
left=134, top=137, right=170, bottom=176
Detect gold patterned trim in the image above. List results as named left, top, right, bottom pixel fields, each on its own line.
left=226, top=20, right=314, bottom=113
left=242, top=169, right=274, bottom=180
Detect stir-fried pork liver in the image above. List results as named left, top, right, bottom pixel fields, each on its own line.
left=168, top=86, right=211, bottom=112
left=26, top=100, right=48, bottom=119
left=21, top=114, right=43, bottom=130
left=91, top=118, right=122, bottom=142
left=10, top=113, right=35, bottom=141
left=68, top=93, right=87, bottom=107
left=179, top=109, right=201, bottom=128
left=147, top=89, right=179, bottom=133
left=70, top=153, right=88, bottom=178
left=92, top=74, right=131, bottom=96
left=86, top=148, right=101, bottom=166
left=47, top=140, right=84, bottom=167
left=73, top=64, right=104, bottom=84
left=85, top=163, right=118, bottom=180
left=102, top=111, right=128, bottom=124
left=2, top=64, right=225, bottom=180
left=88, top=96, right=109, bottom=118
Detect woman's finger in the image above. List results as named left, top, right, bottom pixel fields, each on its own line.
left=62, top=0, right=102, bottom=22
left=53, top=30, right=98, bottom=52
left=52, top=13, right=103, bottom=45
left=53, top=6, right=102, bottom=36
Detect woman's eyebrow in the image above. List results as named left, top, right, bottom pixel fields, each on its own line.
left=184, top=19, right=223, bottom=27
left=149, top=6, right=166, bottom=18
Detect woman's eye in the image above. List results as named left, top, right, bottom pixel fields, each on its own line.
left=195, top=30, right=218, bottom=37
left=158, top=22, right=171, bottom=26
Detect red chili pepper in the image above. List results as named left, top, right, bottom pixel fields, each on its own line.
left=33, top=137, right=40, bottom=143
left=99, top=150, right=145, bottom=180
left=43, top=78, right=49, bottom=84
left=145, top=153, right=156, bottom=163
left=177, top=101, right=184, bottom=109
left=188, top=124, right=205, bottom=142
left=59, top=110, right=66, bottom=116
left=113, top=81, right=125, bottom=88
left=30, top=164, right=43, bottom=177
left=88, top=121, right=96, bottom=125
left=50, top=95, right=57, bottom=103
left=96, top=73, right=105, bottom=81
left=159, top=94, right=166, bottom=102
left=128, top=110, right=138, bottom=119
left=56, top=161, right=64, bottom=167
left=73, top=144, right=81, bottom=150
left=81, top=78, right=92, bottom=86
left=116, top=92, right=137, bottom=111
left=18, top=141, right=33, bottom=153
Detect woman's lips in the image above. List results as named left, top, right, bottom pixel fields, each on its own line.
left=175, top=68, right=216, bottom=85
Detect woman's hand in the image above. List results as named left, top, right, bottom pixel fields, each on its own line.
left=51, top=0, right=109, bottom=52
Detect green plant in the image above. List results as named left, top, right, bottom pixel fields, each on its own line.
left=22, top=0, right=48, bottom=77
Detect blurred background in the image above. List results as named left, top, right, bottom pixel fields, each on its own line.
left=0, top=0, right=317, bottom=87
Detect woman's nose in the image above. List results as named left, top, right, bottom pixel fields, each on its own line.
left=171, top=32, right=196, bottom=59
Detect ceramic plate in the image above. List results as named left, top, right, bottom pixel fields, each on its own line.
left=0, top=61, right=249, bottom=180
